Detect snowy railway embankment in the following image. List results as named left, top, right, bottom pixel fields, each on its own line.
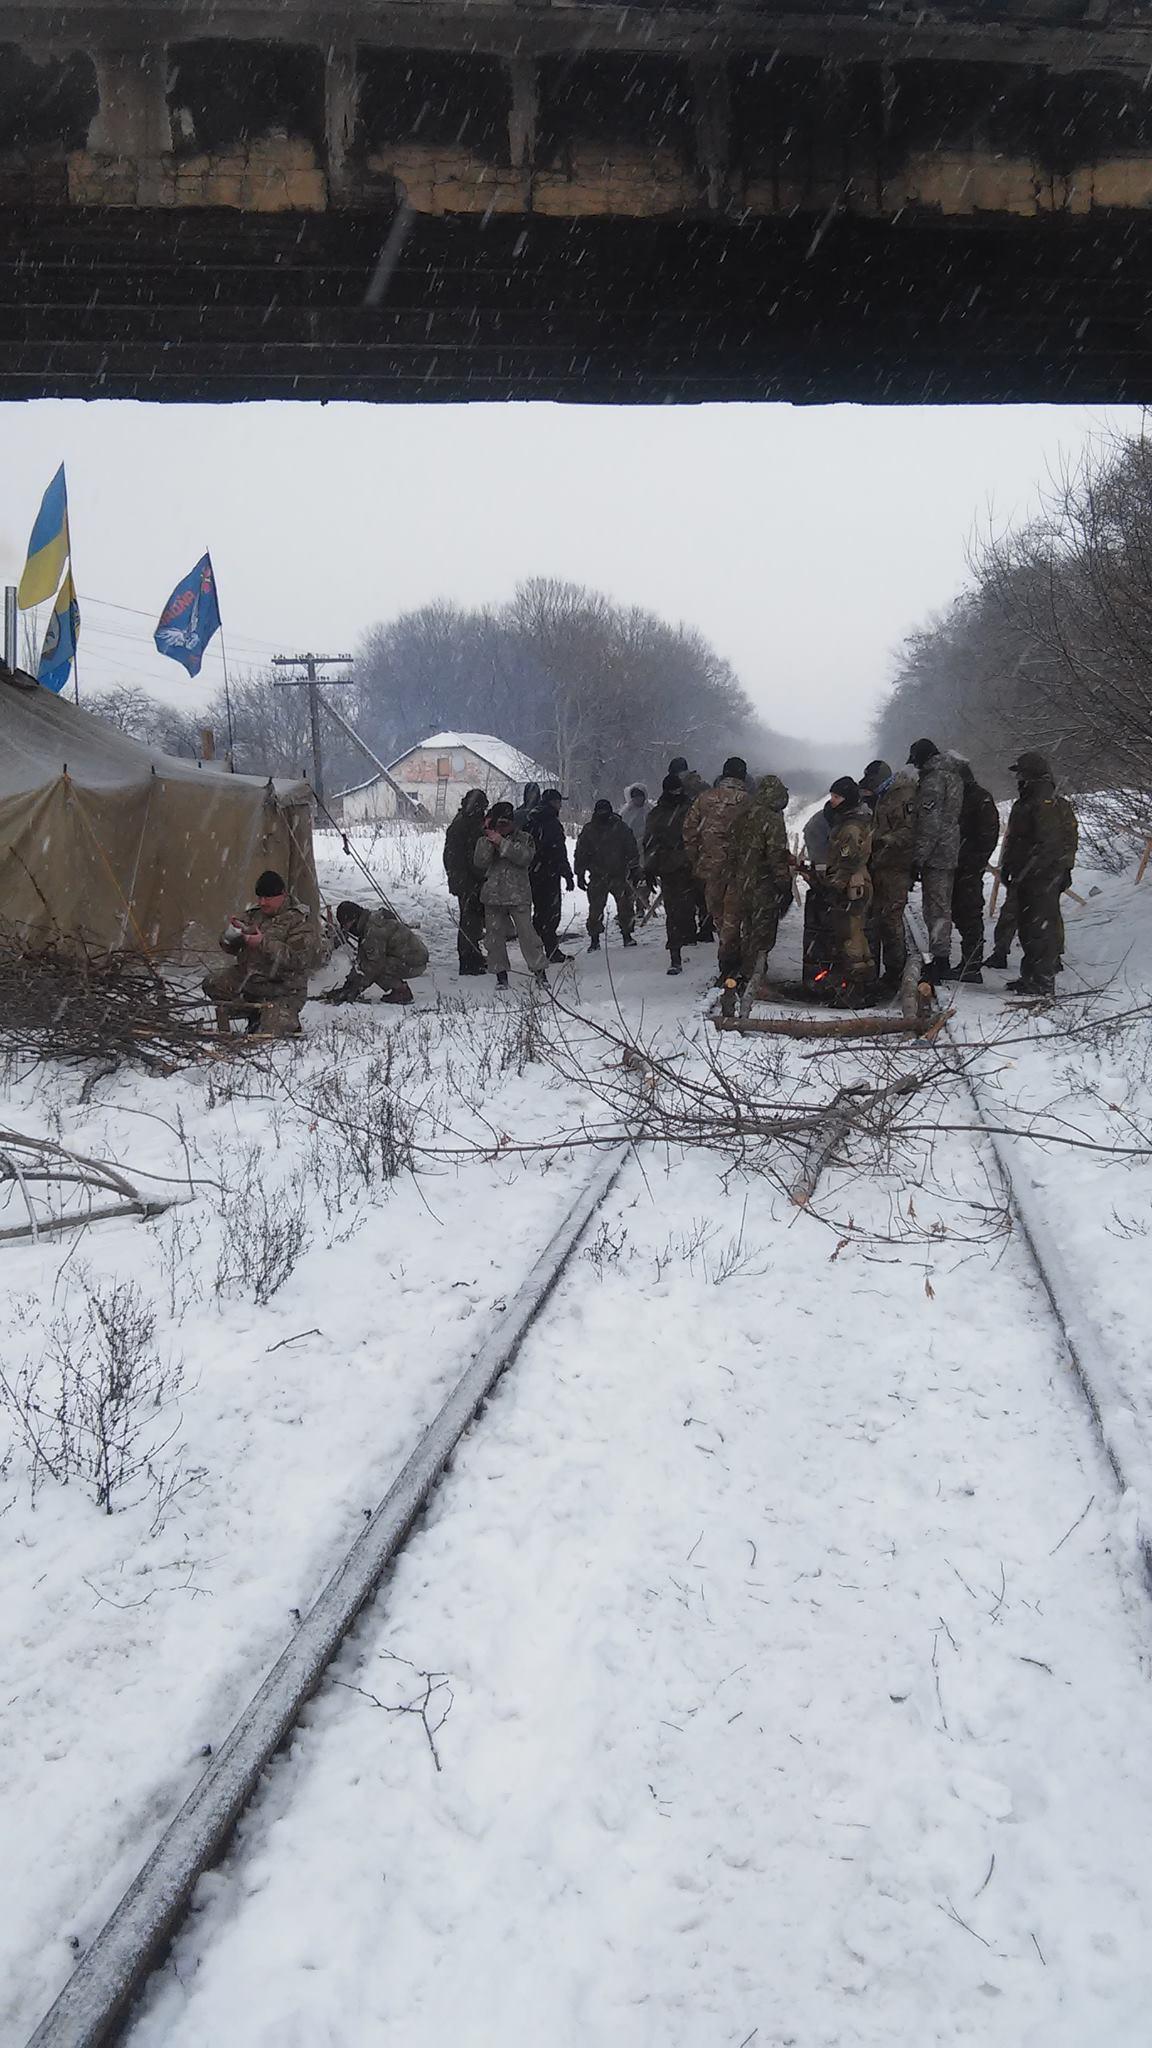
left=5, top=828, right=1152, bottom=2047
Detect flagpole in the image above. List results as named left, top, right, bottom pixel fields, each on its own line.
left=66, top=493, right=81, bottom=703
left=210, top=551, right=236, bottom=768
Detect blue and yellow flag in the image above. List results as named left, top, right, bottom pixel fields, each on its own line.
left=38, top=570, right=80, bottom=695
left=18, top=464, right=70, bottom=610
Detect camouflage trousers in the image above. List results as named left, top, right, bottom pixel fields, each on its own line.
left=202, top=964, right=304, bottom=1035
left=829, top=886, right=875, bottom=998
left=704, top=871, right=743, bottom=974
left=921, top=865, right=955, bottom=960
left=870, top=866, right=910, bottom=984
left=741, top=884, right=791, bottom=981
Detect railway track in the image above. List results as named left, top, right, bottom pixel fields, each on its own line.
left=25, top=1143, right=631, bottom=2048
left=22, top=958, right=1152, bottom=2044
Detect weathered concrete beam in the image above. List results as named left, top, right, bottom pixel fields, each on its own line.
left=2, top=2, right=1151, bottom=75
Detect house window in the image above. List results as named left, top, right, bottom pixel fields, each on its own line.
left=452, top=752, right=467, bottom=774
left=437, top=756, right=451, bottom=778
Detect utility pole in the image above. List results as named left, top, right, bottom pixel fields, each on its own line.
left=270, top=652, right=353, bottom=809
left=3, top=586, right=17, bottom=670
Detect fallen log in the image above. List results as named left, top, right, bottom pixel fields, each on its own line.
left=714, top=1009, right=954, bottom=1041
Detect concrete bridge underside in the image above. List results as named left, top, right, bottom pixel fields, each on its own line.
left=2, top=1, right=1152, bottom=404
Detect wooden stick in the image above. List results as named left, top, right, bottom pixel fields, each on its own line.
left=1135, top=837, right=1152, bottom=885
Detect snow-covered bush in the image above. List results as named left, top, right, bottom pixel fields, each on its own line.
left=0, top=1275, right=187, bottom=1514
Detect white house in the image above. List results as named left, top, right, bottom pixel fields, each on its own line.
left=339, top=731, right=557, bottom=826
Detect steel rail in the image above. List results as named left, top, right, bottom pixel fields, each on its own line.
left=26, top=1140, right=631, bottom=2048
left=905, top=912, right=1152, bottom=1596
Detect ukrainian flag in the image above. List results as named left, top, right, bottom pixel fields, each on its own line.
left=18, top=464, right=70, bottom=609
left=38, top=570, right=80, bottom=695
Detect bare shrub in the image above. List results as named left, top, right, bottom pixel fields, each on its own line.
left=0, top=1276, right=188, bottom=1514
left=214, top=1147, right=311, bottom=1303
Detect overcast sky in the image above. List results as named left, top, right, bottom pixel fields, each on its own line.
left=0, top=399, right=1138, bottom=745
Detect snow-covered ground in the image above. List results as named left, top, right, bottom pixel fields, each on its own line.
left=4, top=823, right=1152, bottom=2046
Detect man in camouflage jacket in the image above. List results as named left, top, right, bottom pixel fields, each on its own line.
left=909, top=737, right=965, bottom=973
left=863, top=758, right=918, bottom=991
left=683, top=756, right=753, bottom=976
left=824, top=778, right=876, bottom=1003
left=732, top=773, right=792, bottom=981
left=203, top=868, right=312, bottom=1035
left=325, top=901, right=429, bottom=1006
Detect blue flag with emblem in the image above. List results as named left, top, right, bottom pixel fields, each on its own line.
left=154, top=553, right=221, bottom=678
left=38, top=570, right=80, bottom=695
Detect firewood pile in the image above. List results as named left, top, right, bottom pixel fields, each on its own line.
left=0, top=940, right=226, bottom=1077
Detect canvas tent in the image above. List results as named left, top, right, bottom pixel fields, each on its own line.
left=0, top=668, right=319, bottom=959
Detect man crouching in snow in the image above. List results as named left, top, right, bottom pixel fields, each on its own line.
left=324, top=901, right=429, bottom=1007
left=203, top=868, right=311, bottom=1037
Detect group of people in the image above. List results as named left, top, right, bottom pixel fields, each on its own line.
left=202, top=741, right=1078, bottom=1035
left=798, top=743, right=1078, bottom=1003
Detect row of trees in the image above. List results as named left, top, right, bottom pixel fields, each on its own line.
left=94, top=577, right=844, bottom=809
left=873, top=428, right=1152, bottom=849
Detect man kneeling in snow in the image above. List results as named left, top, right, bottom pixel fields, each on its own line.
left=324, top=900, right=429, bottom=1007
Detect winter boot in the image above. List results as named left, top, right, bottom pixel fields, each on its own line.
left=588, top=935, right=601, bottom=952
left=495, top=970, right=509, bottom=989
left=1007, top=975, right=1054, bottom=997
left=983, top=949, right=1009, bottom=970
left=667, top=962, right=683, bottom=977
left=960, top=965, right=984, bottom=985
left=622, top=933, right=638, bottom=949
left=548, top=949, right=572, bottom=964
left=667, top=949, right=683, bottom=976
left=931, top=957, right=956, bottom=982
left=382, top=982, right=414, bottom=1005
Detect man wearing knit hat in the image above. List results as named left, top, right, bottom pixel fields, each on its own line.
left=203, top=869, right=312, bottom=1036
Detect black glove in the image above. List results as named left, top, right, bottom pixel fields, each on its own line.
left=565, top=876, right=575, bottom=893
left=1060, top=870, right=1073, bottom=892
left=576, top=875, right=587, bottom=891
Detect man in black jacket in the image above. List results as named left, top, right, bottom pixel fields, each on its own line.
left=528, top=787, right=575, bottom=963
left=950, top=760, right=1001, bottom=983
left=443, top=788, right=489, bottom=974
left=575, top=800, right=640, bottom=951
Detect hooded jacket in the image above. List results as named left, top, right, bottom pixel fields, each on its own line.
left=956, top=766, right=1001, bottom=872
left=444, top=794, right=489, bottom=895
left=643, top=791, right=694, bottom=880
left=620, top=794, right=651, bottom=854
left=528, top=803, right=573, bottom=884
left=913, top=751, right=965, bottom=871
left=1000, top=769, right=1078, bottom=888
left=733, top=775, right=792, bottom=907
left=683, top=775, right=751, bottom=882
left=574, top=811, right=639, bottom=883
left=344, top=909, right=429, bottom=994
left=513, top=781, right=542, bottom=830
left=870, top=767, right=919, bottom=875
